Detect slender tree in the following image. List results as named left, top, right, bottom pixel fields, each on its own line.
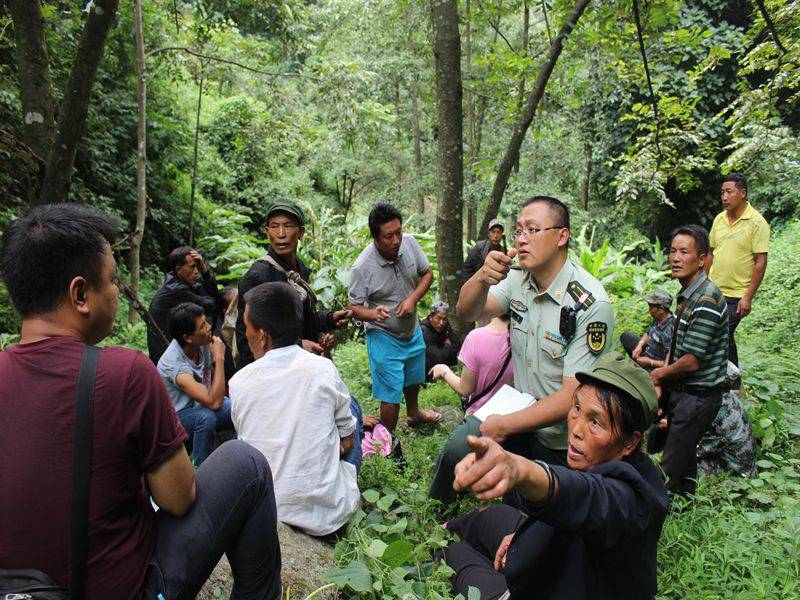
left=38, top=0, right=121, bottom=204
left=430, top=0, right=464, bottom=329
left=129, top=0, right=148, bottom=323
left=8, top=0, right=55, bottom=161
left=479, top=0, right=590, bottom=237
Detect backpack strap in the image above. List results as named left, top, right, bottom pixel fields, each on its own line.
left=69, top=345, right=100, bottom=599
left=257, top=253, right=317, bottom=304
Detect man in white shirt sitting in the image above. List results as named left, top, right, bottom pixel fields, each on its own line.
left=229, top=281, right=360, bottom=538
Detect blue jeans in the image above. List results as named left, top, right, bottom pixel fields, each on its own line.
left=342, top=397, right=363, bottom=472
left=178, top=397, right=234, bottom=466
left=143, top=440, right=282, bottom=600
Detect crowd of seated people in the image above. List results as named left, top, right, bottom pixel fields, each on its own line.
left=1, top=173, right=766, bottom=598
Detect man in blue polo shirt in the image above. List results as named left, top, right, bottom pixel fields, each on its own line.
left=348, top=203, right=440, bottom=432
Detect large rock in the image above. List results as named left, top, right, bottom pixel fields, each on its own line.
left=197, top=522, right=337, bottom=599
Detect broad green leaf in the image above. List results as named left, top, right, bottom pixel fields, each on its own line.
left=382, top=539, right=414, bottom=566
left=322, top=559, right=373, bottom=592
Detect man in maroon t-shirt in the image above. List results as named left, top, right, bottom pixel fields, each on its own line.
left=0, top=204, right=281, bottom=599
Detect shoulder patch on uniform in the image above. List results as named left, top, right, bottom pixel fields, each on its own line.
left=567, top=281, right=595, bottom=310
left=587, top=322, right=607, bottom=354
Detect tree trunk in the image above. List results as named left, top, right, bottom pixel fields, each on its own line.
left=8, top=0, right=55, bottom=163
left=479, top=0, right=590, bottom=238
left=188, top=72, right=204, bottom=246
left=464, top=0, right=476, bottom=241
left=513, top=1, right=530, bottom=174
left=129, top=0, right=147, bottom=323
left=430, top=0, right=465, bottom=332
left=395, top=79, right=403, bottom=185
left=38, top=0, right=120, bottom=205
left=409, top=74, right=424, bottom=216
left=581, top=141, right=591, bottom=210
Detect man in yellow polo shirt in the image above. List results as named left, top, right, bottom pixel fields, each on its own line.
left=707, top=172, right=769, bottom=389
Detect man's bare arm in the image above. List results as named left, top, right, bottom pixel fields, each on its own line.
left=147, top=446, right=196, bottom=516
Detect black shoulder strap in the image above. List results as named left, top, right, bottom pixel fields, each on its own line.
left=69, top=345, right=100, bottom=600
left=463, top=343, right=513, bottom=412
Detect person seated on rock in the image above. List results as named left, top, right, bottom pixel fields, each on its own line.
left=148, top=245, right=223, bottom=365
left=0, top=203, right=281, bottom=600
left=428, top=314, right=514, bottom=415
left=422, top=301, right=462, bottom=379
left=157, top=302, right=234, bottom=466
left=440, top=352, right=668, bottom=600
left=619, top=289, right=674, bottom=371
left=230, top=281, right=362, bottom=538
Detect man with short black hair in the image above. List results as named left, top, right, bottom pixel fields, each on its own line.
left=157, top=302, right=233, bottom=466
left=231, top=282, right=361, bottom=537
left=148, top=245, right=222, bottom=364
left=462, top=218, right=508, bottom=284
left=650, top=224, right=728, bottom=496
left=0, top=204, right=281, bottom=599
left=348, top=202, right=440, bottom=431
left=234, top=199, right=351, bottom=368
left=707, top=172, right=769, bottom=389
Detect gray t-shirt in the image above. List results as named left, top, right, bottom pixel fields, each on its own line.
left=156, top=339, right=213, bottom=412
left=348, top=233, right=431, bottom=339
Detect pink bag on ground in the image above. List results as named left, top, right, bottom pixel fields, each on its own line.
left=361, top=424, right=393, bottom=458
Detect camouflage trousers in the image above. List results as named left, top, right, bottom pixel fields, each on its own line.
left=697, top=390, right=757, bottom=478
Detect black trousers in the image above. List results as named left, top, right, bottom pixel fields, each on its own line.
left=442, top=505, right=527, bottom=600
left=725, top=297, right=742, bottom=390
left=142, top=440, right=282, bottom=600
left=659, top=389, right=722, bottom=496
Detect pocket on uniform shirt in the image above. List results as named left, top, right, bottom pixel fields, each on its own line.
left=540, top=340, right=568, bottom=382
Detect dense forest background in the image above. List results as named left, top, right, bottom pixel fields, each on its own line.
left=1, top=0, right=798, bottom=338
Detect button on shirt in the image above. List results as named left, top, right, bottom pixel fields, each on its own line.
left=709, top=203, right=770, bottom=298
left=673, top=272, right=728, bottom=388
left=489, top=259, right=615, bottom=450
left=229, top=345, right=358, bottom=536
left=349, top=233, right=431, bottom=340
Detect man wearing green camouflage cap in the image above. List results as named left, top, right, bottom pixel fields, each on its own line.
left=234, top=198, right=351, bottom=368
left=440, top=351, right=668, bottom=599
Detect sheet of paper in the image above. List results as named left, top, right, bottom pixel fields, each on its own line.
left=472, top=384, right=535, bottom=422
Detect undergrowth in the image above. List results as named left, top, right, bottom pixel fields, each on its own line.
left=329, top=221, right=800, bottom=599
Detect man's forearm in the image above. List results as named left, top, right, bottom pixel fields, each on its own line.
left=349, top=304, right=377, bottom=321
left=409, top=269, right=433, bottom=303
left=457, top=274, right=490, bottom=321
left=744, top=256, right=767, bottom=300
left=210, top=359, right=226, bottom=409
left=655, top=353, right=700, bottom=382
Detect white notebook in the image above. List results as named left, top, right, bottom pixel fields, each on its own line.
left=472, top=384, right=536, bottom=422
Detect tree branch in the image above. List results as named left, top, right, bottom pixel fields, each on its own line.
left=753, top=0, right=787, bottom=55
left=632, top=0, right=663, bottom=164
left=146, top=46, right=316, bottom=79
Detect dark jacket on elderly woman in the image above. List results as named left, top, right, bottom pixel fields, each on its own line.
left=505, top=451, right=668, bottom=599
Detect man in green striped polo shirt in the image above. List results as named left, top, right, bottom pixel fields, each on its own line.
left=650, top=224, right=728, bottom=496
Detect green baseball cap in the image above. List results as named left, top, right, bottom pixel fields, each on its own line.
left=644, top=289, right=672, bottom=310
left=575, top=352, right=658, bottom=428
left=265, top=199, right=306, bottom=227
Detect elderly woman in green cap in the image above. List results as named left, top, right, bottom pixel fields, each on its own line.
left=440, top=352, right=668, bottom=600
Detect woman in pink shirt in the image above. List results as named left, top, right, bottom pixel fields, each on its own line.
left=428, top=315, right=514, bottom=415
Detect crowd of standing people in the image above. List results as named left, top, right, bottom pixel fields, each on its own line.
left=0, top=171, right=768, bottom=599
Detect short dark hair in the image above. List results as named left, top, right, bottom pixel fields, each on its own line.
left=671, top=224, right=710, bottom=256
left=1, top=203, right=119, bottom=317
left=522, top=195, right=570, bottom=230
left=368, top=203, right=403, bottom=238
left=582, top=380, right=647, bottom=453
left=168, top=246, right=193, bottom=273
left=723, top=172, right=748, bottom=192
left=168, top=302, right=205, bottom=345
left=244, top=282, right=302, bottom=348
